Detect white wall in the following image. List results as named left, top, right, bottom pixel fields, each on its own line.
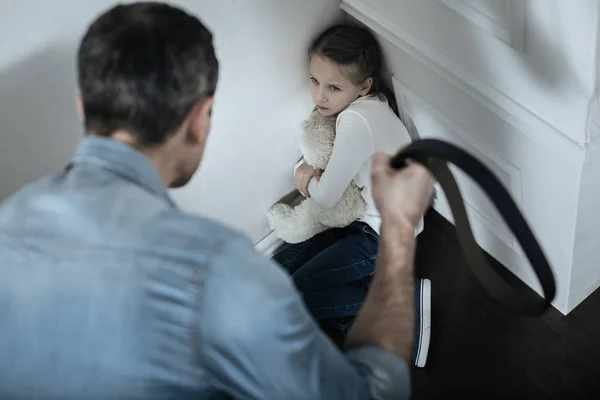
left=168, top=0, right=343, bottom=243
left=570, top=132, right=600, bottom=310
left=0, top=0, right=343, bottom=243
left=342, top=0, right=600, bottom=314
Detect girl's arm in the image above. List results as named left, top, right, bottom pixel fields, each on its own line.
left=307, top=111, right=373, bottom=208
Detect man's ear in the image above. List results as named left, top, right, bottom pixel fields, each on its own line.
left=187, top=96, right=215, bottom=144
left=359, top=77, right=373, bottom=96
left=75, top=92, right=85, bottom=121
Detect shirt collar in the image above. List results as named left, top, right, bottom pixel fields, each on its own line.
left=69, top=136, right=176, bottom=208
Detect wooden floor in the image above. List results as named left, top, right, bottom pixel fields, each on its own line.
left=412, top=210, right=600, bottom=398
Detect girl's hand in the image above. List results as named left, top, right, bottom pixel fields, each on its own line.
left=295, top=162, right=322, bottom=197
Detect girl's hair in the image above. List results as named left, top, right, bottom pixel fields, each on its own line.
left=309, top=24, right=400, bottom=117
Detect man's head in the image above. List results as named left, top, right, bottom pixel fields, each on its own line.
left=77, top=2, right=218, bottom=188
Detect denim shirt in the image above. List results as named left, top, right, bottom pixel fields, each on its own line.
left=0, top=137, right=409, bottom=399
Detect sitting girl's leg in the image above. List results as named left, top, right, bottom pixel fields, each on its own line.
left=271, top=227, right=344, bottom=275
left=302, top=279, right=369, bottom=321
left=289, top=222, right=379, bottom=293
left=271, top=221, right=378, bottom=328
left=282, top=221, right=431, bottom=368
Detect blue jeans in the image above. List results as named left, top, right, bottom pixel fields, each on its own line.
left=272, top=221, right=379, bottom=335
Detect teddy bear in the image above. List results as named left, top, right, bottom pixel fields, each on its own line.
left=266, top=109, right=367, bottom=244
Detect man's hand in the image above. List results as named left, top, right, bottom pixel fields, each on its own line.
left=371, top=151, right=435, bottom=229
left=295, top=162, right=322, bottom=197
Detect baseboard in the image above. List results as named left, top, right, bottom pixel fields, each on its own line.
left=254, top=230, right=284, bottom=257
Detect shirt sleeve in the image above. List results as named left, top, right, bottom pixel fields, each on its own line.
left=197, top=234, right=411, bottom=400
left=307, top=111, right=373, bottom=208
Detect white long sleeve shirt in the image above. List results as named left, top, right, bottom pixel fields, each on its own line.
left=298, top=94, right=424, bottom=235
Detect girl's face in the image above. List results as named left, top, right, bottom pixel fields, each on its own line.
left=309, top=54, right=372, bottom=116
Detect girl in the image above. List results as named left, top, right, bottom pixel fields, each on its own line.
left=272, top=24, right=431, bottom=368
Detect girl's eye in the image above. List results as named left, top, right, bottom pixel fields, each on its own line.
left=310, top=77, right=319, bottom=85
left=329, top=86, right=341, bottom=92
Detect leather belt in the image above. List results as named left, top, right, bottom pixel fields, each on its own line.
left=391, top=139, right=556, bottom=316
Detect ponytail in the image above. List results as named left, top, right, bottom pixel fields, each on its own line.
left=371, top=73, right=421, bottom=141
left=370, top=74, right=400, bottom=118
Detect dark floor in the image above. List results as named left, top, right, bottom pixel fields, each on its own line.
left=412, top=210, right=600, bottom=398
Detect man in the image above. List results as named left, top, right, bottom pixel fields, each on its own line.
left=0, top=3, right=435, bottom=399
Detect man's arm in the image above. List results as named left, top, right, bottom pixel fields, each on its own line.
left=346, top=151, right=436, bottom=363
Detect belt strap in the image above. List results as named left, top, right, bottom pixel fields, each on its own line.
left=390, top=139, right=556, bottom=316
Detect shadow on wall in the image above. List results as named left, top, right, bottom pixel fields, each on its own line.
left=494, top=1, right=582, bottom=93
left=0, top=43, right=82, bottom=200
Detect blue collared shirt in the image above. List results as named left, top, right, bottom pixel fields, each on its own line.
left=0, top=136, right=409, bottom=399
